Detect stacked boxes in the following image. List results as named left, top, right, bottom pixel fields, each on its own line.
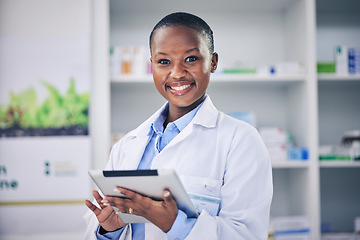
left=259, top=127, right=308, bottom=162
left=259, top=127, right=289, bottom=162
left=334, top=46, right=360, bottom=75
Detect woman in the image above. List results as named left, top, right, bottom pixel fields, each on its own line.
left=85, top=12, right=273, bottom=240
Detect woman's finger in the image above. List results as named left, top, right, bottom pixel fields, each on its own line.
left=93, top=189, right=107, bottom=209
left=104, top=195, right=131, bottom=209
left=104, top=188, right=148, bottom=215
left=85, top=199, right=102, bottom=217
left=115, top=187, right=139, bottom=200
left=162, top=190, right=178, bottom=212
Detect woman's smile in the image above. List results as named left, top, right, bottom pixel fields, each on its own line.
left=166, top=81, right=195, bottom=96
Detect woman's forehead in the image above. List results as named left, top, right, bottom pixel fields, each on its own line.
left=153, top=25, right=200, bottom=40
left=152, top=25, right=207, bottom=51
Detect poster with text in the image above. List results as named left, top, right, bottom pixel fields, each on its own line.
left=0, top=36, right=91, bottom=234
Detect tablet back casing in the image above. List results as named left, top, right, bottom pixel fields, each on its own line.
left=88, top=169, right=198, bottom=223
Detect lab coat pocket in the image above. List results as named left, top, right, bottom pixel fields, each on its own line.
left=180, top=175, right=222, bottom=217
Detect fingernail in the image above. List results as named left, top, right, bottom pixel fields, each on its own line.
left=113, top=188, right=121, bottom=193
left=164, top=191, right=170, bottom=197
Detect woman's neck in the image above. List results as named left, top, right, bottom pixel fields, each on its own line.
left=163, top=95, right=205, bottom=129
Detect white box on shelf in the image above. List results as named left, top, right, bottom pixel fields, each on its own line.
left=275, top=62, right=305, bottom=75
left=266, top=144, right=288, bottom=162
left=132, top=45, right=148, bottom=76
left=259, top=127, right=287, bottom=143
left=270, top=216, right=310, bottom=237
left=334, top=45, right=348, bottom=75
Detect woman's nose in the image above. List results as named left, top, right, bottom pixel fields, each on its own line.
left=170, top=63, right=186, bottom=79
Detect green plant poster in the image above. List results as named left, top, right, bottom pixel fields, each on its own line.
left=0, top=78, right=89, bottom=137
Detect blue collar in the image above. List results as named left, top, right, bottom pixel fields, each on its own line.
left=147, top=99, right=204, bottom=136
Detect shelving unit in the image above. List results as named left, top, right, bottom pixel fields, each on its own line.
left=316, top=0, right=360, bottom=235
left=90, top=0, right=359, bottom=238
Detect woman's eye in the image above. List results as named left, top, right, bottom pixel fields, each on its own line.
left=158, top=59, right=170, bottom=65
left=185, top=56, right=198, bottom=62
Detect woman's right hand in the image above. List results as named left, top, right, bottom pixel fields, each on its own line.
left=85, top=190, right=127, bottom=232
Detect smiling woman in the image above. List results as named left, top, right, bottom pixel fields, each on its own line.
left=85, top=12, right=273, bottom=240
left=149, top=13, right=218, bottom=126
left=150, top=24, right=218, bottom=125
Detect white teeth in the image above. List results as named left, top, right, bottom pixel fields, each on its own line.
left=170, top=84, right=191, bottom=91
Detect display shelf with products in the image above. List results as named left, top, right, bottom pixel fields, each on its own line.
left=316, top=0, right=360, bottom=236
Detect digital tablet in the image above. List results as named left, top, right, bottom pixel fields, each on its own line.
left=88, top=169, right=198, bottom=223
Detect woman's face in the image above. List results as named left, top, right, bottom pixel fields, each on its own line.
left=150, top=25, right=218, bottom=114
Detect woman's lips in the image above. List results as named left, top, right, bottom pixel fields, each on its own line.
left=170, top=84, right=191, bottom=91
left=166, top=82, right=194, bottom=96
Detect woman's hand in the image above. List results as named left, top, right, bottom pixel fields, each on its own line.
left=85, top=190, right=127, bottom=232
left=103, top=188, right=178, bottom=232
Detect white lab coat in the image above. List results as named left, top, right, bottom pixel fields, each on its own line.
left=84, top=96, right=273, bottom=240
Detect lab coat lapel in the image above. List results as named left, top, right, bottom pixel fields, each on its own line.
left=151, top=96, right=219, bottom=169
left=121, top=133, right=150, bottom=170
left=121, top=102, right=168, bottom=170
left=164, top=120, right=194, bottom=149
left=164, top=96, right=218, bottom=149
left=163, top=96, right=218, bottom=148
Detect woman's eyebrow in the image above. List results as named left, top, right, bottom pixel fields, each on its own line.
left=154, top=48, right=200, bottom=57
left=185, top=48, right=200, bottom=53
left=154, top=52, right=168, bottom=57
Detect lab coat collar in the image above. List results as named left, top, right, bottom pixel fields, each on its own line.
left=193, top=95, right=218, bottom=128
left=119, top=96, right=218, bottom=170
left=131, top=95, right=218, bottom=138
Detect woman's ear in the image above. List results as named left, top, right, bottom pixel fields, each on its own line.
left=211, top=52, right=219, bottom=73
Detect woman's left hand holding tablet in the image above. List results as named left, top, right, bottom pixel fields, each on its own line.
left=104, top=187, right=178, bottom=232
left=85, top=190, right=127, bottom=232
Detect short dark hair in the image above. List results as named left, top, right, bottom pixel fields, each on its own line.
left=149, top=12, right=214, bottom=55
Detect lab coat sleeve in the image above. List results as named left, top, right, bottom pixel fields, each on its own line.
left=84, top=138, right=132, bottom=240
left=186, top=124, right=273, bottom=240
left=84, top=207, right=132, bottom=240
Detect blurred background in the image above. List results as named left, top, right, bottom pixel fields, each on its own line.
left=0, top=0, right=359, bottom=239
